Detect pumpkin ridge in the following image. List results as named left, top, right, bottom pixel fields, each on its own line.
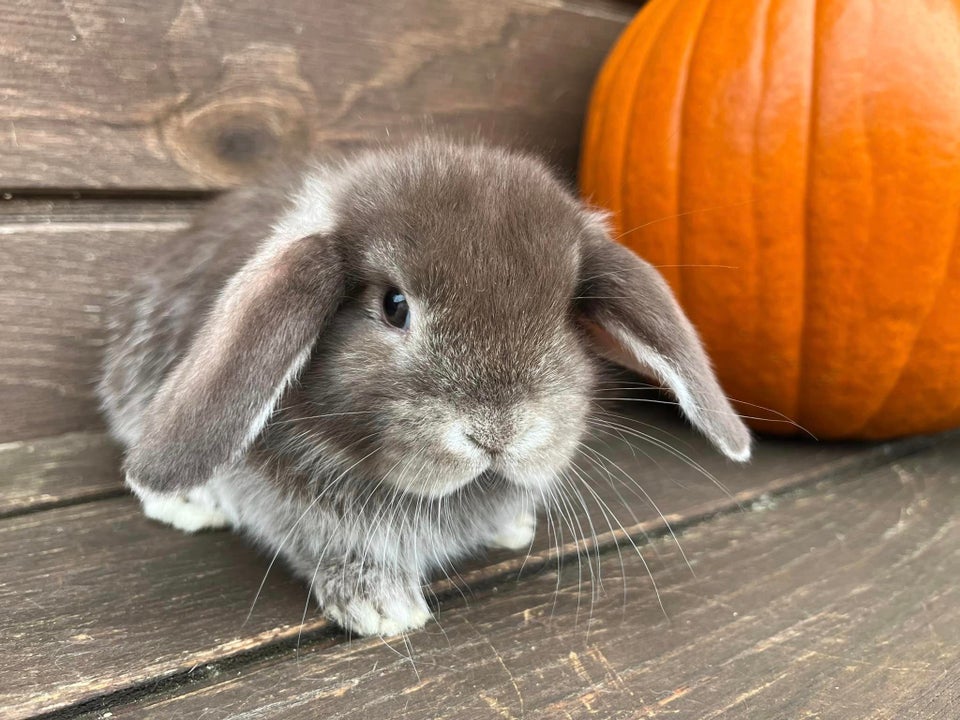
left=860, top=218, right=960, bottom=436
left=795, top=0, right=822, bottom=431
left=749, top=0, right=778, bottom=423
left=853, top=211, right=939, bottom=424
left=617, top=0, right=699, bottom=292
left=616, top=0, right=681, bottom=236
left=852, top=3, right=960, bottom=436
left=580, top=4, right=651, bottom=214
left=840, top=1, right=884, bottom=432
left=933, top=224, right=960, bottom=430
left=674, top=0, right=716, bottom=308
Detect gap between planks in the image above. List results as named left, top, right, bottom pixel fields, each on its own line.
left=0, top=432, right=125, bottom=520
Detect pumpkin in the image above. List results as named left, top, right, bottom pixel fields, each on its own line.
left=580, top=0, right=960, bottom=439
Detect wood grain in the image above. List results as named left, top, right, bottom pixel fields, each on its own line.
left=0, top=432, right=123, bottom=518
left=0, top=200, right=193, bottom=441
left=0, top=412, right=922, bottom=718
left=0, top=0, right=636, bottom=191
left=103, top=434, right=960, bottom=720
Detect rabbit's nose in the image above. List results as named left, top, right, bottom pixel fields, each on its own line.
left=447, top=408, right=552, bottom=461
left=464, top=430, right=507, bottom=456
left=465, top=407, right=546, bottom=457
left=449, top=412, right=519, bottom=459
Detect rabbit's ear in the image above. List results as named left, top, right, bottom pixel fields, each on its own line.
left=578, top=218, right=751, bottom=462
left=125, top=233, right=346, bottom=493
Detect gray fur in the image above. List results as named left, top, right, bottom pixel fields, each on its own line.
left=98, top=139, right=750, bottom=636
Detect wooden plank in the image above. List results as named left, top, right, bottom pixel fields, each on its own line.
left=0, top=499, right=311, bottom=719
left=0, top=0, right=636, bottom=191
left=101, top=433, right=960, bottom=720
left=0, top=200, right=193, bottom=441
left=0, top=432, right=122, bottom=518
left=0, top=417, right=941, bottom=718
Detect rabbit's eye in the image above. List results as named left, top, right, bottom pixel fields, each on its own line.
left=382, top=288, right=410, bottom=330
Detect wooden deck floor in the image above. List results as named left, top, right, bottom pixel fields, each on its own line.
left=2, top=403, right=957, bottom=719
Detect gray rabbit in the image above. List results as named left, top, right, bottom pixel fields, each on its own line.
left=98, top=140, right=750, bottom=636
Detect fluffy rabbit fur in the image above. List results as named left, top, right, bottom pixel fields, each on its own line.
left=99, top=140, right=750, bottom=636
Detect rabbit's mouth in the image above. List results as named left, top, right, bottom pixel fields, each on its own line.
left=376, top=436, right=575, bottom=500
left=491, top=454, right=570, bottom=494
left=372, top=453, right=567, bottom=500
left=349, top=391, right=590, bottom=500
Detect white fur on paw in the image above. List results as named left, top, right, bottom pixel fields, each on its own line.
left=324, top=594, right=431, bottom=637
left=140, top=494, right=231, bottom=533
left=490, top=511, right=537, bottom=550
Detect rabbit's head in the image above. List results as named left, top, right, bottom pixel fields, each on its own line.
left=125, top=141, right=750, bottom=499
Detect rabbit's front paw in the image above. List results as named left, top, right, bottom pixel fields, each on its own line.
left=489, top=510, right=536, bottom=550
left=324, top=592, right=431, bottom=637
left=315, top=566, right=431, bottom=637
left=137, top=487, right=230, bottom=533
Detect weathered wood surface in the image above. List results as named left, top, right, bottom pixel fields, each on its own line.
left=0, top=201, right=194, bottom=441
left=102, top=433, right=960, bottom=720
left=0, top=432, right=122, bottom=518
left=0, top=408, right=925, bottom=719
left=0, top=0, right=636, bottom=191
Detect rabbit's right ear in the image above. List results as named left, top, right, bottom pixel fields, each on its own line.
left=577, top=217, right=752, bottom=462
left=125, top=233, right=346, bottom=494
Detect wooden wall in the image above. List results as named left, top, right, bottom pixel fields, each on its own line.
left=0, top=0, right=640, bottom=444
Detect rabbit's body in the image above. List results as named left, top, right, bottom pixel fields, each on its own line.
left=99, top=141, right=750, bottom=636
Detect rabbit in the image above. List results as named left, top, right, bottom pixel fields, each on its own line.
left=98, top=139, right=751, bottom=637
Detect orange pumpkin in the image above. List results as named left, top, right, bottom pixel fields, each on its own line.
left=580, top=0, right=960, bottom=439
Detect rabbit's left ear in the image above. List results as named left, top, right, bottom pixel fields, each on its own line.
left=125, top=233, right=346, bottom=494
left=578, top=216, right=751, bottom=461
